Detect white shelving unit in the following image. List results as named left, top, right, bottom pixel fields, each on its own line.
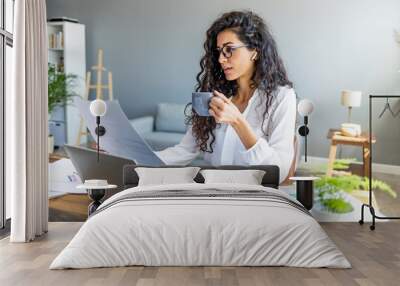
left=47, top=21, right=86, bottom=146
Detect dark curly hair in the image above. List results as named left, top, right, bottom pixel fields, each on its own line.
left=186, top=10, right=293, bottom=153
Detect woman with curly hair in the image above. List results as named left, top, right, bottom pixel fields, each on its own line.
left=156, top=10, right=297, bottom=183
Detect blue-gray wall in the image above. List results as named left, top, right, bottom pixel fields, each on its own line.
left=47, top=0, right=400, bottom=164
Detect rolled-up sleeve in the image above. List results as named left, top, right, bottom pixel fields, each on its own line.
left=238, top=88, right=297, bottom=183
left=155, top=127, right=200, bottom=165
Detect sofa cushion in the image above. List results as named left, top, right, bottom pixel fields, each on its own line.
left=155, top=103, right=187, bottom=133
left=142, top=131, right=184, bottom=151
left=129, top=116, right=154, bottom=135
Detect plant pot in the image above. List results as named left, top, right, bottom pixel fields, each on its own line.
left=48, top=135, right=54, bottom=154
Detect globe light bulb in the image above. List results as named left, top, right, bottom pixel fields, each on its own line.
left=297, top=99, right=314, bottom=117
left=90, top=99, right=107, bottom=117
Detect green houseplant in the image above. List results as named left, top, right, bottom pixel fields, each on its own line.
left=315, top=159, right=396, bottom=213
left=48, top=63, right=78, bottom=153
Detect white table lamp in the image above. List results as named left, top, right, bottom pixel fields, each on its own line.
left=341, top=90, right=361, bottom=123
left=340, top=90, right=362, bottom=136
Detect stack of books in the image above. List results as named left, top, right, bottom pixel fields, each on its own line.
left=48, top=31, right=63, bottom=49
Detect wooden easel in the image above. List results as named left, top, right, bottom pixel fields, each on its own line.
left=76, top=49, right=114, bottom=145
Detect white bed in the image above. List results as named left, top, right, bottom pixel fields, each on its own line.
left=50, top=183, right=351, bottom=269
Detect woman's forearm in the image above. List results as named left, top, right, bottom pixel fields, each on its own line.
left=231, top=115, right=258, bottom=150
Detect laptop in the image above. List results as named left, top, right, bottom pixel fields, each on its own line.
left=63, top=144, right=135, bottom=187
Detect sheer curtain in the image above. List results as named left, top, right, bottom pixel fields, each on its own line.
left=8, top=0, right=48, bottom=242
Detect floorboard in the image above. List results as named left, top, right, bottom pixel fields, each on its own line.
left=1, top=222, right=399, bottom=286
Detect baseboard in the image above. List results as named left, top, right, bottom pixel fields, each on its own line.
left=300, top=156, right=400, bottom=176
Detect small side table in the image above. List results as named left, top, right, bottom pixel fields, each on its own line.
left=76, top=184, right=117, bottom=216
left=326, top=129, right=376, bottom=177
left=289, top=177, right=319, bottom=210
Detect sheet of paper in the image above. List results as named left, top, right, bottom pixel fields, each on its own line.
left=74, top=97, right=165, bottom=166
left=49, top=158, right=84, bottom=194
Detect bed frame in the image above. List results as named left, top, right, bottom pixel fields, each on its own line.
left=122, top=164, right=280, bottom=189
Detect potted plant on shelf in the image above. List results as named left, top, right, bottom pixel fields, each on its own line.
left=48, top=63, right=78, bottom=154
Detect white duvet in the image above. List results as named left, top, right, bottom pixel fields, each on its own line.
left=50, top=183, right=351, bottom=269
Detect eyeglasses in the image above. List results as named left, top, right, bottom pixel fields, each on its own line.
left=215, top=44, right=248, bottom=59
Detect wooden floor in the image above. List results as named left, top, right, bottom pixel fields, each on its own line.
left=49, top=194, right=91, bottom=221
left=0, top=222, right=399, bottom=286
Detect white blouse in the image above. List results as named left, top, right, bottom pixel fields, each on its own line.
left=155, top=86, right=297, bottom=183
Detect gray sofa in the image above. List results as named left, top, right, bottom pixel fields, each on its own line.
left=129, top=103, right=187, bottom=151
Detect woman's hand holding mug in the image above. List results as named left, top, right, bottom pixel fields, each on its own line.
left=209, top=90, right=242, bottom=125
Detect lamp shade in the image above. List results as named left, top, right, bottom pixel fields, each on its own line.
left=341, top=90, right=362, bottom=107
left=297, top=99, right=314, bottom=117
left=90, top=99, right=107, bottom=117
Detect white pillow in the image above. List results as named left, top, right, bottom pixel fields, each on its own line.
left=135, top=167, right=201, bottom=186
left=200, top=169, right=266, bottom=185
